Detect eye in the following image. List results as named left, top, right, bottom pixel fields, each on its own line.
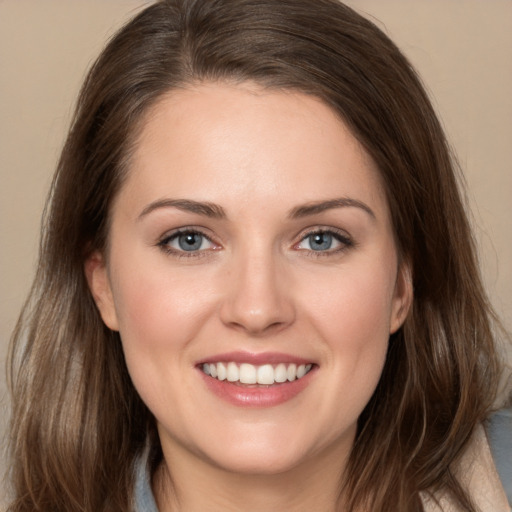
left=159, top=229, right=217, bottom=254
left=296, top=229, right=352, bottom=253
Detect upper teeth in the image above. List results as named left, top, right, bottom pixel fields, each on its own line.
left=202, top=362, right=312, bottom=385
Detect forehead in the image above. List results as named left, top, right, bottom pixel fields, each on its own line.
left=120, top=81, right=388, bottom=220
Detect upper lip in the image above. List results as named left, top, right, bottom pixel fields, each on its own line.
left=197, top=351, right=315, bottom=366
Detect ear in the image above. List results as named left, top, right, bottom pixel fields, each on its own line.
left=84, top=251, right=119, bottom=331
left=389, top=260, right=413, bottom=334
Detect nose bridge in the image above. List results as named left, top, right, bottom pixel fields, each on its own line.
left=220, top=240, right=295, bottom=335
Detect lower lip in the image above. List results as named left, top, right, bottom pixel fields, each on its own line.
left=198, top=367, right=316, bottom=408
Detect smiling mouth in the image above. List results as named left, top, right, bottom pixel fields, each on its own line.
left=201, top=362, right=313, bottom=386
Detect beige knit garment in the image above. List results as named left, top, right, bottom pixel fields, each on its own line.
left=421, top=425, right=510, bottom=512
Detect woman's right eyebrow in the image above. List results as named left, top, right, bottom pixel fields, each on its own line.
left=137, top=199, right=227, bottom=220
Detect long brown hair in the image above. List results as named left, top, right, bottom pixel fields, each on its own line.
left=7, top=1, right=502, bottom=510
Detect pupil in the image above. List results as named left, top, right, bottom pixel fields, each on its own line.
left=310, top=233, right=332, bottom=251
left=178, top=233, right=202, bottom=251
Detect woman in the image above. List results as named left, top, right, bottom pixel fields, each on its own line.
left=6, top=0, right=509, bottom=510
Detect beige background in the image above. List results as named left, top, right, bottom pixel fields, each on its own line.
left=1, top=0, right=511, bottom=501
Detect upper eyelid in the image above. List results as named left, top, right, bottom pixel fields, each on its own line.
left=295, top=226, right=352, bottom=241
left=159, top=226, right=215, bottom=243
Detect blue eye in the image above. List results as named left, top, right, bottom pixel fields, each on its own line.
left=160, top=230, right=215, bottom=253
left=308, top=232, right=334, bottom=251
left=297, top=230, right=352, bottom=253
left=176, top=232, right=205, bottom=251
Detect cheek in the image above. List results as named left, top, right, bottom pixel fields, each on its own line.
left=306, top=264, right=396, bottom=344
left=108, top=263, right=218, bottom=415
left=111, top=257, right=215, bottom=339
left=108, top=257, right=220, bottom=390
left=302, top=262, right=395, bottom=399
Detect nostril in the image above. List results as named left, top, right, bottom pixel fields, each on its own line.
left=220, top=298, right=295, bottom=335
left=226, top=317, right=291, bottom=337
left=218, top=262, right=296, bottom=334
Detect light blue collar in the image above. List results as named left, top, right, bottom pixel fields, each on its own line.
left=133, top=448, right=159, bottom=512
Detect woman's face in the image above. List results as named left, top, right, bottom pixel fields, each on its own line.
left=88, top=82, right=411, bottom=476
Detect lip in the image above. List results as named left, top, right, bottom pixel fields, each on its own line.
left=196, top=351, right=317, bottom=408
left=198, top=351, right=314, bottom=366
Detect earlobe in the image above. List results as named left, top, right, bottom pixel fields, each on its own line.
left=390, top=261, right=413, bottom=334
left=84, top=251, right=119, bottom=331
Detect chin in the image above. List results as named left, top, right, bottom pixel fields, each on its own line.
left=207, top=447, right=308, bottom=476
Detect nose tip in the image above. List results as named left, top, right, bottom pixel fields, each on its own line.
left=224, top=305, right=290, bottom=336
left=219, top=260, right=295, bottom=336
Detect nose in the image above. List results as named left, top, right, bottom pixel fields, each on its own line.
left=219, top=250, right=296, bottom=336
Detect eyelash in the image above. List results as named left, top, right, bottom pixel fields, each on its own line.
left=157, top=227, right=355, bottom=258
left=295, top=228, right=354, bottom=257
left=157, top=228, right=218, bottom=259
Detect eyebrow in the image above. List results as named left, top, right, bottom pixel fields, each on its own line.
left=138, top=199, right=227, bottom=220
left=137, top=196, right=375, bottom=221
left=288, top=197, right=375, bottom=220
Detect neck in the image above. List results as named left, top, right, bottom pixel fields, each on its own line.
left=153, top=438, right=352, bottom=512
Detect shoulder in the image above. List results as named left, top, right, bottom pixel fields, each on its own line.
left=422, top=422, right=510, bottom=512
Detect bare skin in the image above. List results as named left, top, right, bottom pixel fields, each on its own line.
left=153, top=436, right=348, bottom=512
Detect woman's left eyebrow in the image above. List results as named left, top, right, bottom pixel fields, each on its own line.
left=288, top=198, right=376, bottom=220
